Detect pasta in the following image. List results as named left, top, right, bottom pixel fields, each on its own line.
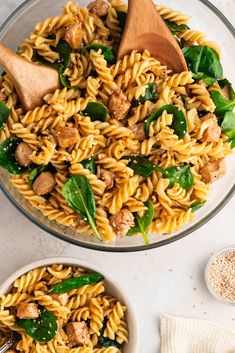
left=0, top=0, right=234, bottom=245
left=0, top=265, right=129, bottom=352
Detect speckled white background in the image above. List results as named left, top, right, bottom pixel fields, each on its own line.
left=0, top=1, right=235, bottom=352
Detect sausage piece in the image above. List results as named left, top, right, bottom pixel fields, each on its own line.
left=100, top=168, right=116, bottom=190
left=130, top=123, right=146, bottom=141
left=52, top=293, right=68, bottom=306
left=15, top=143, right=34, bottom=167
left=66, top=322, right=89, bottom=346
left=56, top=127, right=80, bottom=148
left=110, top=209, right=135, bottom=237
left=199, top=158, right=226, bottom=184
left=64, top=23, right=84, bottom=50
left=17, top=303, right=39, bottom=320
left=33, top=172, right=56, bottom=196
left=108, top=89, right=131, bottom=120
left=200, top=113, right=221, bottom=143
left=87, top=0, right=109, bottom=17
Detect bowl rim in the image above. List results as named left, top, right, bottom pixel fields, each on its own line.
left=0, top=256, right=139, bottom=352
left=0, top=0, right=235, bottom=252
left=205, top=246, right=235, bottom=306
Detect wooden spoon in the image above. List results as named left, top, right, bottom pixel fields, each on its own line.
left=0, top=43, right=60, bottom=111
left=117, top=0, right=188, bottom=73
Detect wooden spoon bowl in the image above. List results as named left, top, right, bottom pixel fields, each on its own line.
left=117, top=0, right=188, bottom=73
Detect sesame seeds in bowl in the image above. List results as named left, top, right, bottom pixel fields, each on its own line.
left=205, top=246, right=235, bottom=305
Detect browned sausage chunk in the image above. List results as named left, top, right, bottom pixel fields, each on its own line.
left=56, top=127, right=80, bottom=148
left=52, top=293, right=68, bottom=306
left=108, top=89, right=131, bottom=120
left=110, top=209, right=135, bottom=237
left=33, top=172, right=56, bottom=196
left=15, top=142, right=34, bottom=167
left=199, top=159, right=226, bottom=184
left=200, top=113, right=221, bottom=143
left=100, top=168, right=116, bottom=190
left=130, top=123, right=146, bottom=141
left=64, top=23, right=84, bottom=50
left=88, top=0, right=109, bottom=17
left=17, top=303, right=39, bottom=320
left=66, top=322, right=89, bottom=346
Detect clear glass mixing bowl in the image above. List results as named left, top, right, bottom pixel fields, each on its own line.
left=0, top=0, right=234, bottom=252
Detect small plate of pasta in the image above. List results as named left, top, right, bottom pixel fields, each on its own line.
left=0, top=257, right=138, bottom=353
left=0, top=0, right=235, bottom=251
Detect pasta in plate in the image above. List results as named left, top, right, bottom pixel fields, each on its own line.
left=0, top=0, right=234, bottom=244
left=0, top=264, right=128, bottom=352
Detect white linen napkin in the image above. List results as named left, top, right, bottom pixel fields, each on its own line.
left=161, top=314, right=235, bottom=353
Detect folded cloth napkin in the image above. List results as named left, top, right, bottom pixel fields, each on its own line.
left=161, top=314, right=235, bottom=353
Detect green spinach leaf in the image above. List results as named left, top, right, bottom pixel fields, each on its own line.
left=145, top=104, right=187, bottom=139
left=192, top=73, right=215, bottom=86
left=210, top=90, right=235, bottom=116
left=55, top=39, right=71, bottom=69
left=164, top=20, right=189, bottom=35
left=16, top=307, right=57, bottom=342
left=62, top=175, right=102, bottom=240
left=49, top=274, right=103, bottom=294
left=0, top=101, right=10, bottom=130
left=83, top=102, right=108, bottom=122
left=191, top=202, right=205, bottom=213
left=81, top=157, right=97, bottom=174
left=99, top=319, right=121, bottom=348
left=138, top=83, right=157, bottom=104
left=221, top=111, right=235, bottom=148
left=82, top=44, right=115, bottom=64
left=117, top=11, right=127, bottom=31
left=218, top=79, right=235, bottom=101
left=126, top=156, right=156, bottom=177
left=162, top=164, right=194, bottom=190
left=35, top=54, right=61, bottom=70
left=127, top=201, right=154, bottom=245
left=182, top=46, right=223, bottom=84
left=0, top=137, right=28, bottom=174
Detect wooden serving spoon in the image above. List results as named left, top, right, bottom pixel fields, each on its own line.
left=117, top=0, right=188, bottom=73
left=0, top=43, right=60, bottom=111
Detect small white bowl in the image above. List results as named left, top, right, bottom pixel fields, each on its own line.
left=205, top=246, right=235, bottom=305
left=0, top=257, right=139, bottom=353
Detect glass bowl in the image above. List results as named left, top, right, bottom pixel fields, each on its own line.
left=0, top=0, right=235, bottom=252
left=205, top=246, right=235, bottom=305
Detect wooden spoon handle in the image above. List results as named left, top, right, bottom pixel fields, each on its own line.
left=0, top=44, right=24, bottom=80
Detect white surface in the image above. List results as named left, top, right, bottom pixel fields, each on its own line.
left=0, top=1, right=235, bottom=352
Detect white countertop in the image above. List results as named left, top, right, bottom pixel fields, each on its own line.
left=0, top=1, right=235, bottom=352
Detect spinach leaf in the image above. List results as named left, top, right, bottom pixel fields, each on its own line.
left=35, top=54, right=61, bottom=70
left=81, top=157, right=97, bottom=174
left=138, top=83, right=157, bottom=104
left=192, top=73, right=215, bottom=86
left=82, top=44, right=115, bottom=64
left=164, top=20, right=189, bottom=35
left=191, top=202, right=205, bottom=212
left=161, top=164, right=194, bottom=190
left=0, top=101, right=10, bottom=130
left=62, top=175, right=102, bottom=240
left=218, top=79, right=235, bottom=101
left=221, top=111, right=235, bottom=148
left=0, top=137, right=28, bottom=174
left=49, top=274, right=103, bottom=294
left=127, top=201, right=154, bottom=245
left=182, top=46, right=223, bottom=84
left=117, top=11, right=127, bottom=31
left=16, top=307, right=57, bottom=343
left=54, top=39, right=71, bottom=69
left=145, top=104, right=187, bottom=139
left=59, top=68, right=72, bottom=88
left=126, top=156, right=156, bottom=177
left=83, top=102, right=107, bottom=122
left=210, top=90, right=235, bottom=116
left=126, top=156, right=194, bottom=190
